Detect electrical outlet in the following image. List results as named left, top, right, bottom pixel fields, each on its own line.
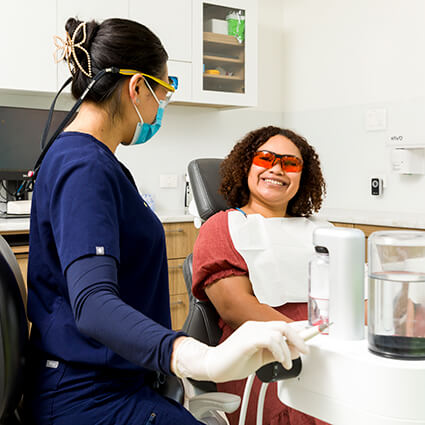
left=365, top=108, right=387, bottom=131
left=159, top=174, right=178, bottom=188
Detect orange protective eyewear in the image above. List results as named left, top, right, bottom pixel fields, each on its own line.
left=252, top=150, right=303, bottom=172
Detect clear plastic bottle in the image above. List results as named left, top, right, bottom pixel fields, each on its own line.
left=308, top=246, right=330, bottom=331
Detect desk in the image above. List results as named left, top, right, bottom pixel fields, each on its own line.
left=278, top=331, right=425, bottom=424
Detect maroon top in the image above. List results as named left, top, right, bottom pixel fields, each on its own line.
left=192, top=209, right=247, bottom=300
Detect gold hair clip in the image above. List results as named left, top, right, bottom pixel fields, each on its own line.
left=53, top=32, right=73, bottom=75
left=53, top=21, right=93, bottom=78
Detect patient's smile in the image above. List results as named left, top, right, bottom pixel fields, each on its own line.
left=262, top=178, right=287, bottom=187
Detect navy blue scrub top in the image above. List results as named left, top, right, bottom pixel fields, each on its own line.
left=28, top=132, right=177, bottom=372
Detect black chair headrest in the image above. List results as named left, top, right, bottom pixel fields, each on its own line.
left=0, top=236, right=27, bottom=308
left=187, top=159, right=228, bottom=222
left=0, top=235, right=28, bottom=420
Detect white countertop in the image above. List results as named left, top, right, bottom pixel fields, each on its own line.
left=2, top=208, right=424, bottom=232
left=0, top=210, right=194, bottom=233
left=317, top=208, right=425, bottom=230
left=0, top=217, right=30, bottom=233
left=155, top=210, right=195, bottom=223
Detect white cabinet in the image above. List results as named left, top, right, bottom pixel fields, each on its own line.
left=129, top=0, right=192, bottom=63
left=192, top=0, right=258, bottom=107
left=127, top=0, right=257, bottom=107
left=56, top=0, right=129, bottom=90
left=168, top=61, right=192, bottom=103
left=128, top=0, right=193, bottom=104
left=0, top=0, right=257, bottom=108
left=0, top=0, right=57, bottom=92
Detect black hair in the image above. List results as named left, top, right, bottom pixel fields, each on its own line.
left=65, top=18, right=168, bottom=114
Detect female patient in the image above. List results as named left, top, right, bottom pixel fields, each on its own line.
left=192, top=126, right=331, bottom=425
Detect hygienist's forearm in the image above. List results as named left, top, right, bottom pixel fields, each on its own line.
left=67, top=255, right=184, bottom=375
left=76, top=287, right=183, bottom=373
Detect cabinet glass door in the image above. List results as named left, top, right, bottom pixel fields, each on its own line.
left=202, top=3, right=245, bottom=94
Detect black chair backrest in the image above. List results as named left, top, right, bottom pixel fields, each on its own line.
left=183, top=158, right=229, bottom=393
left=187, top=158, right=228, bottom=221
left=0, top=235, right=28, bottom=422
left=182, top=254, right=222, bottom=348
left=182, top=254, right=221, bottom=393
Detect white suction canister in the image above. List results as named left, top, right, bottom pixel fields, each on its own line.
left=313, top=227, right=365, bottom=340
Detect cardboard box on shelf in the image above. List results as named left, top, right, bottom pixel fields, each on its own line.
left=205, top=19, right=227, bottom=35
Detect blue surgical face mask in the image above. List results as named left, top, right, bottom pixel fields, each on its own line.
left=130, top=82, right=165, bottom=145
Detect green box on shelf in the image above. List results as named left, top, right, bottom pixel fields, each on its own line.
left=226, top=11, right=245, bottom=43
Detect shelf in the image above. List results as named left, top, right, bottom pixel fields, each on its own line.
left=11, top=245, right=29, bottom=255
left=203, top=73, right=244, bottom=81
left=203, top=55, right=243, bottom=64
left=203, top=32, right=244, bottom=47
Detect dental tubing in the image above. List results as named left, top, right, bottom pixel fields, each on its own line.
left=171, top=320, right=309, bottom=383
left=299, top=322, right=331, bottom=341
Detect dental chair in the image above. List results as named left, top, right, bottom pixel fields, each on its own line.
left=0, top=235, right=28, bottom=425
left=174, top=159, right=240, bottom=424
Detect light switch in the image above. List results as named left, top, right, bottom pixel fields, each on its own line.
left=365, top=108, right=387, bottom=131
left=160, top=174, right=178, bottom=188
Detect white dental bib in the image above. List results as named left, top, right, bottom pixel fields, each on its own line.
left=228, top=210, right=332, bottom=307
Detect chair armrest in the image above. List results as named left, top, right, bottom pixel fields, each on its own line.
left=188, top=392, right=241, bottom=419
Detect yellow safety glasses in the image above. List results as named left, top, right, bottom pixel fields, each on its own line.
left=118, top=69, right=176, bottom=90
left=118, top=69, right=177, bottom=106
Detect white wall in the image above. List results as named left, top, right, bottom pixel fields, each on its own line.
left=9, top=1, right=423, bottom=216
left=281, top=0, right=425, bottom=213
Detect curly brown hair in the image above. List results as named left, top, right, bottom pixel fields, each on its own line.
left=219, top=126, right=326, bottom=217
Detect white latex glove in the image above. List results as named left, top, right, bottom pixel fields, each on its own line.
left=171, top=321, right=309, bottom=383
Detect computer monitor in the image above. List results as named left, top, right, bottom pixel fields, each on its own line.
left=0, top=106, right=70, bottom=198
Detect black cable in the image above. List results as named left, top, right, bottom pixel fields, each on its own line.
left=21, top=67, right=120, bottom=195
left=33, top=68, right=118, bottom=177
left=36, top=76, right=74, bottom=161
left=40, top=76, right=73, bottom=150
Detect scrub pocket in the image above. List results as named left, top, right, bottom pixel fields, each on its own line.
left=23, top=358, right=70, bottom=424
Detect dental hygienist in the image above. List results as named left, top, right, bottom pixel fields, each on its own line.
left=23, top=18, right=308, bottom=424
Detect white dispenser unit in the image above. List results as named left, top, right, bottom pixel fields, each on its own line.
left=313, top=227, right=365, bottom=340
left=391, top=148, right=425, bottom=174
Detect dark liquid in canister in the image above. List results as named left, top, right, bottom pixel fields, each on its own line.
left=369, top=334, right=425, bottom=360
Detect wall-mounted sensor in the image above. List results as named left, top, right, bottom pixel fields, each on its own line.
left=371, top=178, right=383, bottom=196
